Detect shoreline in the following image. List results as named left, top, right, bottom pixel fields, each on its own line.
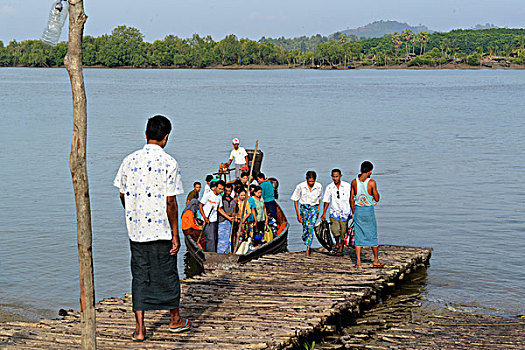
left=316, top=268, right=525, bottom=349
left=3, top=63, right=525, bottom=70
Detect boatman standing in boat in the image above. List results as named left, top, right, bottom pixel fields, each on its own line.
left=226, top=138, right=248, bottom=179
left=114, top=115, right=192, bottom=342
left=321, top=169, right=352, bottom=255
left=350, top=161, right=384, bottom=268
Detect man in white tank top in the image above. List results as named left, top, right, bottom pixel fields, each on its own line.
left=350, top=161, right=384, bottom=268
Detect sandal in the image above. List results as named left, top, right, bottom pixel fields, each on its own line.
left=372, top=262, right=386, bottom=268
left=169, top=319, right=192, bottom=333
left=131, top=331, right=146, bottom=342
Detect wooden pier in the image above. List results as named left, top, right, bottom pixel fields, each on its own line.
left=0, top=245, right=431, bottom=349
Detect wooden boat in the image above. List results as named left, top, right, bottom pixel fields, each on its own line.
left=184, top=148, right=288, bottom=270
left=184, top=201, right=288, bottom=271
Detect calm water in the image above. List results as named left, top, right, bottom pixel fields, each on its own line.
left=1, top=68, right=524, bottom=321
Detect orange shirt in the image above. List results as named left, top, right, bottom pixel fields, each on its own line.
left=182, top=211, right=201, bottom=231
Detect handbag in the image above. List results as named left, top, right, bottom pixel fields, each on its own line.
left=263, top=224, right=274, bottom=242
left=236, top=238, right=253, bottom=254
left=315, top=220, right=334, bottom=251
left=344, top=220, right=355, bottom=247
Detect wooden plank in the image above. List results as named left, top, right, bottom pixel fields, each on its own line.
left=0, top=246, right=432, bottom=349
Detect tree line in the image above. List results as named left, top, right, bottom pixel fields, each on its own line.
left=1, top=26, right=524, bottom=68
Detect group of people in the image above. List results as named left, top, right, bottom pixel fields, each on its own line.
left=180, top=138, right=279, bottom=254
left=291, top=164, right=383, bottom=268
left=113, top=115, right=384, bottom=342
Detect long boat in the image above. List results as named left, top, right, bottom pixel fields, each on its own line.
left=184, top=202, right=289, bottom=271
left=184, top=148, right=289, bottom=271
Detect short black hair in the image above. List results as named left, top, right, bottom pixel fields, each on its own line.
left=240, top=172, right=249, bottom=178
left=205, top=175, right=214, bottom=182
left=216, top=180, right=226, bottom=187
left=249, top=184, right=257, bottom=191
left=193, top=181, right=201, bottom=187
left=257, top=173, right=266, bottom=180
left=305, top=170, right=317, bottom=181
left=253, top=185, right=262, bottom=192
left=237, top=187, right=246, bottom=195
left=146, top=115, right=171, bottom=141
left=224, top=183, right=233, bottom=189
left=331, top=169, right=341, bottom=175
left=210, top=181, right=218, bottom=189
left=360, top=161, right=374, bottom=174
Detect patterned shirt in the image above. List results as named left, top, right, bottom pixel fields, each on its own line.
left=322, top=181, right=352, bottom=221
left=114, top=144, right=183, bottom=242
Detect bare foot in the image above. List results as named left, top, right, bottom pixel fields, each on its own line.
left=354, top=264, right=362, bottom=268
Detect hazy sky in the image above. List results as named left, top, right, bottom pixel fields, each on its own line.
left=1, top=0, right=524, bottom=43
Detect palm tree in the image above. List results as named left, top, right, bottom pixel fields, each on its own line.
left=391, top=32, right=402, bottom=58
left=418, top=32, right=429, bottom=55
left=401, top=29, right=413, bottom=60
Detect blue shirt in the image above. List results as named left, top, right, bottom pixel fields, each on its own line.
left=260, top=180, right=275, bottom=202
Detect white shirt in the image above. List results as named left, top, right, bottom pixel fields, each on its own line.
left=291, top=181, right=323, bottom=206
left=229, top=147, right=248, bottom=165
left=200, top=191, right=223, bottom=222
left=114, top=144, right=183, bottom=242
left=323, top=181, right=352, bottom=221
left=203, top=183, right=211, bottom=196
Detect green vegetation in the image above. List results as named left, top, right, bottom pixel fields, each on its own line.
left=0, top=26, right=524, bottom=68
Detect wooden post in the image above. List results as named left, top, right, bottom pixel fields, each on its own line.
left=63, top=0, right=96, bottom=348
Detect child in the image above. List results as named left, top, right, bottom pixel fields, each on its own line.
left=248, top=186, right=268, bottom=243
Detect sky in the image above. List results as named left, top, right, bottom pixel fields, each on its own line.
left=1, top=0, right=524, bottom=43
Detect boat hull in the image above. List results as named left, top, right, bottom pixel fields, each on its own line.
left=184, top=203, right=289, bottom=271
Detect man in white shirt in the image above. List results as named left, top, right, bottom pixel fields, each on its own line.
left=321, top=169, right=352, bottom=254
left=203, top=174, right=214, bottom=196
left=291, top=171, right=323, bottom=257
left=226, top=138, right=248, bottom=179
left=114, top=115, right=191, bottom=341
left=199, top=180, right=233, bottom=252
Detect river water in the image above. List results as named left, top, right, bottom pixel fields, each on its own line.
left=0, top=68, right=524, bottom=321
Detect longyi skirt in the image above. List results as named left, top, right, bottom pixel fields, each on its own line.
left=354, top=205, right=378, bottom=247
left=130, top=240, right=180, bottom=311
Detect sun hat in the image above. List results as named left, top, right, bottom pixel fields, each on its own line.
left=232, top=138, right=240, bottom=144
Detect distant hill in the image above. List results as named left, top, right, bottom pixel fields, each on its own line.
left=471, top=23, right=499, bottom=30
left=332, top=20, right=433, bottom=39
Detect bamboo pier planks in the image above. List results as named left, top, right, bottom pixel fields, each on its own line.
left=0, top=245, right=432, bottom=349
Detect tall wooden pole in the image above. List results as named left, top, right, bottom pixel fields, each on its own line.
left=234, top=141, right=258, bottom=251
left=63, top=0, right=97, bottom=348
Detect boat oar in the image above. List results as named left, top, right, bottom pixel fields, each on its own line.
left=234, top=140, right=258, bottom=252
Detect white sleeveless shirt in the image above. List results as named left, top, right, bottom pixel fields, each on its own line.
left=355, top=176, right=375, bottom=207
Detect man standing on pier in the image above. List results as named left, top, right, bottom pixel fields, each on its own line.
left=114, top=115, right=192, bottom=342
left=321, top=169, right=352, bottom=254
left=350, top=161, right=384, bottom=268
left=226, top=138, right=248, bottom=179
